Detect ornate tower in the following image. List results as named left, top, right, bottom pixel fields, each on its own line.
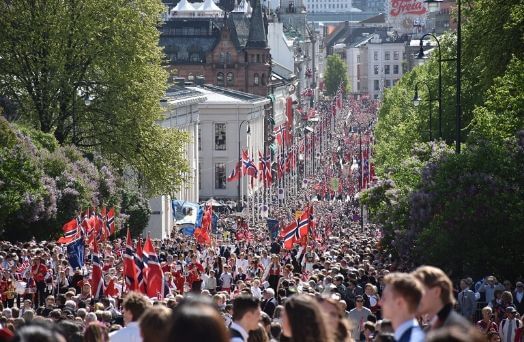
left=244, top=0, right=271, bottom=96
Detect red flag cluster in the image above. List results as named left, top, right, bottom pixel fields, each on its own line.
left=57, top=207, right=116, bottom=246
left=123, top=229, right=165, bottom=299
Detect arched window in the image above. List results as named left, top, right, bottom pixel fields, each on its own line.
left=217, top=72, right=225, bottom=87
left=254, top=73, right=259, bottom=86
left=227, top=72, right=234, bottom=86
left=261, top=73, right=266, bottom=86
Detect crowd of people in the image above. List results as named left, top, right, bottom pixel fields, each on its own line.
left=0, top=99, right=522, bottom=342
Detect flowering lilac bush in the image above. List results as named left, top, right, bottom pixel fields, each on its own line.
left=0, top=119, right=149, bottom=241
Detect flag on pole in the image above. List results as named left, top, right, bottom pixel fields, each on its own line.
left=135, top=239, right=148, bottom=294
left=123, top=229, right=138, bottom=292
left=90, top=240, right=104, bottom=299
left=106, top=207, right=116, bottom=236
left=267, top=218, right=280, bottom=240
left=143, top=235, right=165, bottom=299
left=66, top=237, right=85, bottom=270
left=227, top=161, right=242, bottom=182
left=57, top=218, right=81, bottom=245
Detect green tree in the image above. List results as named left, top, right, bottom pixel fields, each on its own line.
left=0, top=0, right=189, bottom=196
left=323, top=55, right=350, bottom=96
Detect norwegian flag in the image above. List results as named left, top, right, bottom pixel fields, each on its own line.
left=143, top=235, right=165, bottom=299
left=135, top=239, right=148, bottom=294
left=104, top=278, right=119, bottom=298
left=258, top=151, right=273, bottom=187
left=57, top=218, right=81, bottom=245
left=81, top=209, right=93, bottom=236
left=241, top=149, right=258, bottom=178
left=273, top=124, right=285, bottom=145
left=16, top=260, right=31, bottom=278
left=279, top=208, right=311, bottom=250
left=123, top=229, right=138, bottom=292
left=90, top=239, right=105, bottom=299
left=227, top=161, right=242, bottom=182
left=106, top=208, right=115, bottom=236
left=278, top=154, right=286, bottom=179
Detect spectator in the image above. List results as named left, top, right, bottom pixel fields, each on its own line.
left=476, top=306, right=498, bottom=334
left=281, top=294, right=332, bottom=342
left=261, top=288, right=277, bottom=318
left=498, top=306, right=522, bottom=342
left=84, top=322, right=109, bottom=342
left=109, top=291, right=150, bottom=342
left=348, top=295, right=372, bottom=341
left=138, top=305, right=172, bottom=342
left=412, top=266, right=471, bottom=332
left=230, top=295, right=261, bottom=342
left=380, top=272, right=425, bottom=342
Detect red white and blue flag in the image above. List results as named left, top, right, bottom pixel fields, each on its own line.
left=135, top=238, right=148, bottom=294
left=279, top=207, right=312, bottom=250
left=143, top=235, right=165, bottom=299
left=57, top=218, right=81, bottom=245
left=123, top=228, right=138, bottom=292
left=273, top=124, right=285, bottom=145
left=90, top=239, right=105, bottom=299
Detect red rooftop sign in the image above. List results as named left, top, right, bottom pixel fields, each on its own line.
left=389, top=0, right=427, bottom=17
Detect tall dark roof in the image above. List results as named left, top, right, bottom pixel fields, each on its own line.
left=245, top=0, right=267, bottom=49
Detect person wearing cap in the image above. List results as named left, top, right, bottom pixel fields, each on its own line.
left=499, top=306, right=522, bottom=342
left=514, top=281, right=524, bottom=316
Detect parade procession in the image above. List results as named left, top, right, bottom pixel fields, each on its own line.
left=0, top=0, right=523, bottom=341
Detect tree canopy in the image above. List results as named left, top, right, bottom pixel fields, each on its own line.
left=323, top=54, right=350, bottom=96
left=0, top=0, right=189, bottom=196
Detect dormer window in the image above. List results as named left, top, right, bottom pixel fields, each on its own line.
left=254, top=73, right=259, bottom=85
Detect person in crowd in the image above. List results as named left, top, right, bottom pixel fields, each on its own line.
left=476, top=306, right=498, bottom=334
left=109, top=291, right=150, bottom=342
left=514, top=282, right=524, bottom=316
left=498, top=306, right=522, bottom=342
left=84, top=322, right=110, bottom=342
left=281, top=294, right=332, bottom=342
left=348, top=295, right=372, bottom=341
left=138, top=305, right=172, bottom=342
left=261, top=288, right=277, bottom=318
left=316, top=294, right=351, bottom=342
left=412, top=266, right=471, bottom=332
left=164, top=297, right=230, bottom=342
left=379, top=272, right=425, bottom=342
left=230, top=295, right=261, bottom=342
left=457, top=278, right=477, bottom=322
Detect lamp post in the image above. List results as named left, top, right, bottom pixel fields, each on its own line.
left=423, top=0, right=462, bottom=153
left=416, top=33, right=442, bottom=140
left=238, top=120, right=250, bottom=203
left=413, top=81, right=437, bottom=141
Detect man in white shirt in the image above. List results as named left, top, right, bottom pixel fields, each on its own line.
left=380, top=272, right=425, bottom=342
left=499, top=306, right=522, bottom=342
left=230, top=294, right=261, bottom=342
left=110, top=291, right=151, bottom=342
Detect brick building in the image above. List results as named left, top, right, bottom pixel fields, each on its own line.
left=160, top=0, right=271, bottom=97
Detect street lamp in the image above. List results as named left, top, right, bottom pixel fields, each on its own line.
left=416, top=34, right=442, bottom=140
left=238, top=120, right=250, bottom=203
left=412, top=81, right=437, bottom=141
left=424, top=0, right=462, bottom=153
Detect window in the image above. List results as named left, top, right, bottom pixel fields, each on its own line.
left=227, top=72, right=234, bottom=86
left=374, top=80, right=380, bottom=91
left=219, top=52, right=225, bottom=64
left=385, top=51, right=390, bottom=60
left=198, top=127, right=201, bottom=151
left=393, top=65, right=399, bottom=74
left=393, top=51, right=399, bottom=60
left=373, top=51, right=378, bottom=61
left=385, top=80, right=391, bottom=88
left=215, top=163, right=226, bottom=189
left=256, top=54, right=260, bottom=63
left=217, top=72, right=224, bottom=87
left=254, top=73, right=259, bottom=85
left=190, top=53, right=201, bottom=63
left=357, top=55, right=360, bottom=63
left=215, top=123, right=226, bottom=150
left=384, top=65, right=390, bottom=74
left=261, top=73, right=266, bottom=86
left=374, top=65, right=379, bottom=75
left=226, top=52, right=232, bottom=64
left=250, top=54, right=255, bottom=63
